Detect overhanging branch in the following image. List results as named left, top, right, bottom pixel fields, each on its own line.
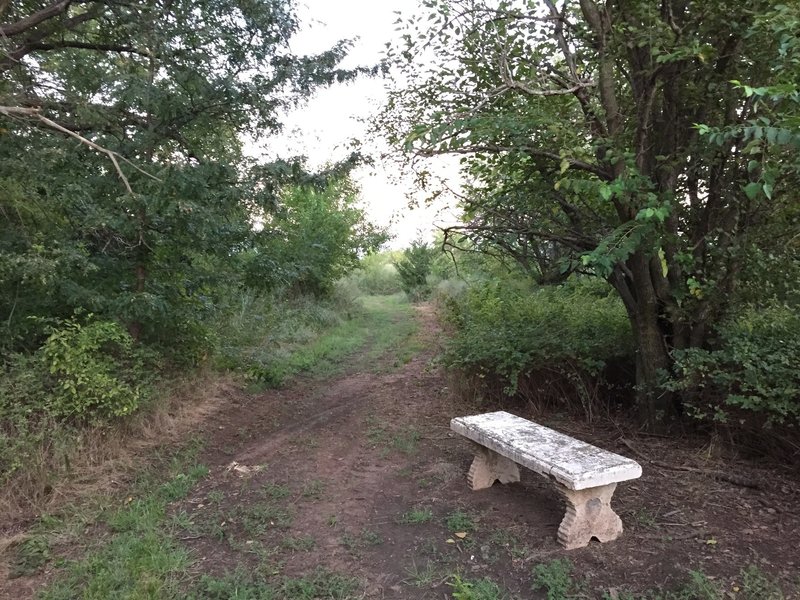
left=416, top=142, right=611, bottom=180
left=0, top=105, right=162, bottom=193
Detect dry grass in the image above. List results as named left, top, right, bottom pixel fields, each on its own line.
left=0, top=372, right=237, bottom=526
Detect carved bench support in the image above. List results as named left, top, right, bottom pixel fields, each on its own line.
left=467, top=445, right=520, bottom=490
left=556, top=482, right=623, bottom=550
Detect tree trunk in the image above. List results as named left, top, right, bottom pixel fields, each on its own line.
left=127, top=202, right=148, bottom=342
left=632, top=304, right=672, bottom=425
left=127, top=260, right=146, bottom=342
left=611, top=251, right=675, bottom=426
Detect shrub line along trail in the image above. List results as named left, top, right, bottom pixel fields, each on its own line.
left=4, top=297, right=799, bottom=598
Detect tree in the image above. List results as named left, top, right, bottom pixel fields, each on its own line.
left=394, top=238, right=436, bottom=300
left=382, top=0, right=800, bottom=423
left=244, top=177, right=390, bottom=295
left=0, top=0, right=373, bottom=353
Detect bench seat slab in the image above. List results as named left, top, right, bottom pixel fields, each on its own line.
left=450, top=411, right=641, bottom=490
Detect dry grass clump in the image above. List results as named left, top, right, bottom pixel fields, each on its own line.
left=0, top=373, right=236, bottom=525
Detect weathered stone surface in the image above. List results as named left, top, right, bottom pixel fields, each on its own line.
left=450, top=411, right=641, bottom=490
left=556, top=483, right=623, bottom=549
left=467, top=445, right=520, bottom=490
left=451, top=411, right=640, bottom=549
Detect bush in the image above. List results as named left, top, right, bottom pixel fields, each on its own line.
left=0, top=317, right=153, bottom=487
left=0, top=317, right=149, bottom=424
left=667, top=303, right=800, bottom=427
left=41, top=318, right=146, bottom=420
left=441, top=278, right=634, bottom=412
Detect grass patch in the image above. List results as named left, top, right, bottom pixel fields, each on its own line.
left=532, top=558, right=581, bottom=599
left=239, top=501, right=294, bottom=536
left=280, top=569, right=361, bottom=599
left=365, top=420, right=421, bottom=457
left=190, top=568, right=361, bottom=599
left=282, top=534, right=316, bottom=552
left=301, top=479, right=325, bottom=500
left=262, top=482, right=291, bottom=500
left=391, top=427, right=421, bottom=455
left=207, top=490, right=224, bottom=504
left=38, top=456, right=208, bottom=600
left=340, top=528, right=383, bottom=554
left=398, top=506, right=434, bottom=524
left=646, top=567, right=786, bottom=600
left=232, top=293, right=420, bottom=390
left=488, top=529, right=530, bottom=560
left=445, top=509, right=475, bottom=532
left=403, top=560, right=442, bottom=588
left=449, top=575, right=508, bottom=600
left=360, top=528, right=382, bottom=545
left=8, top=535, right=51, bottom=578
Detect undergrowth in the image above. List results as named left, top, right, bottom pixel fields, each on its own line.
left=439, top=277, right=633, bottom=415
left=448, top=560, right=787, bottom=599
left=17, top=444, right=207, bottom=599
left=215, top=290, right=417, bottom=387
left=0, top=284, right=417, bottom=517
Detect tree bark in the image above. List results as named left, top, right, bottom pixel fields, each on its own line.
left=611, top=250, right=674, bottom=425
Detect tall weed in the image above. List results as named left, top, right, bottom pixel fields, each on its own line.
left=212, top=286, right=365, bottom=386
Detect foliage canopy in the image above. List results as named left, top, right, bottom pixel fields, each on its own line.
left=382, top=0, right=800, bottom=423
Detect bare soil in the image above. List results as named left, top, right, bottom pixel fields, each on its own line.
left=4, top=303, right=800, bottom=598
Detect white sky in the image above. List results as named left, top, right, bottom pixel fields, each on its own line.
left=251, top=0, right=462, bottom=248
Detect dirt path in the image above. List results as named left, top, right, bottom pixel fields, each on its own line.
left=4, top=301, right=800, bottom=598
left=170, top=303, right=800, bottom=598
left=172, top=303, right=465, bottom=595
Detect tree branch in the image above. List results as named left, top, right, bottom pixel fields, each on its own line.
left=416, top=142, right=611, bottom=180
left=25, top=41, right=154, bottom=58
left=1, top=4, right=105, bottom=69
left=0, top=105, right=161, bottom=193
left=0, top=0, right=72, bottom=37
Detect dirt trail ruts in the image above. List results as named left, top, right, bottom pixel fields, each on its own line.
left=174, top=303, right=473, bottom=596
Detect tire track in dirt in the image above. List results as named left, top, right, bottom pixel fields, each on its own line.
left=174, top=303, right=461, bottom=596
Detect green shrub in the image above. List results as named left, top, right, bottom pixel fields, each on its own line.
left=667, top=303, right=800, bottom=427
left=441, top=278, right=633, bottom=404
left=0, top=318, right=154, bottom=489
left=0, top=317, right=150, bottom=424
left=41, top=318, right=146, bottom=420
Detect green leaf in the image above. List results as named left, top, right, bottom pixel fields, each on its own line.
left=744, top=182, right=761, bottom=200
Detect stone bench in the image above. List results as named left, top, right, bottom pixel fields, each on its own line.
left=450, top=411, right=642, bottom=549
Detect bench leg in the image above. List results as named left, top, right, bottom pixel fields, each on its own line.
left=467, top=446, right=520, bottom=490
left=556, top=483, right=623, bottom=549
